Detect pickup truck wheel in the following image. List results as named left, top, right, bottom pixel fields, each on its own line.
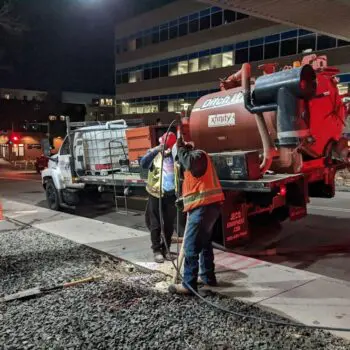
left=46, top=180, right=60, bottom=211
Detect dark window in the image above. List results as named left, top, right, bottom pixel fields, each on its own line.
left=60, top=137, right=70, bottom=155
left=143, top=68, right=151, bottom=80
left=250, top=38, right=263, bottom=46
left=224, top=10, right=235, bottom=23
left=189, top=19, right=199, bottom=33
left=159, top=101, right=168, bottom=112
left=317, top=35, right=336, bottom=50
left=264, top=42, right=280, bottom=59
left=136, top=37, right=143, bottom=49
left=265, top=34, right=280, bottom=43
left=160, top=28, right=168, bottom=42
left=179, top=22, right=188, bottom=36
left=211, top=11, right=222, bottom=27
left=121, top=72, right=128, bottom=84
left=115, top=44, right=120, bottom=54
left=338, top=39, right=350, bottom=47
left=281, top=30, right=298, bottom=40
left=160, top=64, right=169, bottom=77
left=249, top=45, right=263, bottom=61
left=121, top=39, right=128, bottom=52
left=298, top=34, right=316, bottom=53
left=237, top=12, right=249, bottom=20
left=151, top=67, right=159, bottom=79
left=299, top=29, right=313, bottom=36
left=235, top=48, right=248, bottom=64
left=144, top=33, right=153, bottom=46
left=200, top=16, right=210, bottom=31
left=169, top=26, right=178, bottom=39
left=116, top=73, right=122, bottom=85
left=152, top=31, right=159, bottom=44
left=281, top=38, right=297, bottom=56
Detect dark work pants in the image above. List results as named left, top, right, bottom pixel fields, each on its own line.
left=146, top=194, right=176, bottom=253
left=182, top=203, right=221, bottom=291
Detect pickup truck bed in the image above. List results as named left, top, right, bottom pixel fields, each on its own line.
left=77, top=172, right=302, bottom=192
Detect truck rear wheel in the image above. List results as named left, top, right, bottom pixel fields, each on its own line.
left=46, top=180, right=60, bottom=211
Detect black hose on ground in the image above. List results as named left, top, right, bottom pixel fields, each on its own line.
left=158, top=120, right=350, bottom=333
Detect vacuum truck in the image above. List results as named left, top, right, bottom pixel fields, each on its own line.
left=41, top=54, right=349, bottom=247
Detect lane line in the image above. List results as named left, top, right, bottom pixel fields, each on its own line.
left=309, top=205, right=350, bottom=213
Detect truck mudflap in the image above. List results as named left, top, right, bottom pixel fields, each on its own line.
left=220, top=198, right=249, bottom=248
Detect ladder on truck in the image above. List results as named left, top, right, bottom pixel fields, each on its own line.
left=108, top=139, right=140, bottom=216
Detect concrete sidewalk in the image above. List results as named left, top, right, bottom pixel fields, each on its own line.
left=1, top=198, right=350, bottom=339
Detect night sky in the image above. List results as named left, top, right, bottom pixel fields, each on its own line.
left=0, top=0, right=172, bottom=95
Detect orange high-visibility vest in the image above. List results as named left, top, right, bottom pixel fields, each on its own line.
left=182, top=152, right=224, bottom=212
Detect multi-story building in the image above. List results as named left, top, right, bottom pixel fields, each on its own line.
left=114, top=0, right=350, bottom=125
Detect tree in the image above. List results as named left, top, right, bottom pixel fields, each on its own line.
left=0, top=0, right=25, bottom=34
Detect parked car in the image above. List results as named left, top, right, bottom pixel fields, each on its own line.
left=35, top=155, right=49, bottom=173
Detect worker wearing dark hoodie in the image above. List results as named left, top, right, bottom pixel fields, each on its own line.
left=140, top=132, right=177, bottom=263
left=169, top=138, right=224, bottom=294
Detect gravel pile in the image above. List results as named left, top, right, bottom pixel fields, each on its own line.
left=1, top=226, right=350, bottom=350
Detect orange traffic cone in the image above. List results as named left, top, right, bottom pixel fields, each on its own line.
left=0, top=202, right=3, bottom=221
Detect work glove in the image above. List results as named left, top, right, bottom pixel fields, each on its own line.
left=175, top=197, right=184, bottom=211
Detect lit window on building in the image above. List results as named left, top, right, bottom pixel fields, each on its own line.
left=169, top=62, right=178, bottom=76
left=129, top=70, right=143, bottom=83
left=222, top=51, right=234, bottom=67
left=115, top=30, right=350, bottom=85
left=188, top=57, right=199, bottom=73
left=178, top=60, right=189, bottom=75
left=199, top=55, right=210, bottom=71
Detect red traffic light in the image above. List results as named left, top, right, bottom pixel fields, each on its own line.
left=8, top=134, right=20, bottom=144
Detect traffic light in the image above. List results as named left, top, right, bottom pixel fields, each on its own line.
left=8, top=134, right=19, bottom=145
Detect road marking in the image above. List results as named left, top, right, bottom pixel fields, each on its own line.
left=309, top=205, right=350, bottom=213
left=0, top=176, right=42, bottom=183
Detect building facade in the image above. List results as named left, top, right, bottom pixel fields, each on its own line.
left=0, top=131, right=46, bottom=162
left=114, top=0, right=350, bottom=125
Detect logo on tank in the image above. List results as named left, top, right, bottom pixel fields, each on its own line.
left=201, top=92, right=244, bottom=109
left=208, top=113, right=236, bottom=128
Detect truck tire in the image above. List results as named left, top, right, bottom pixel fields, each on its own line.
left=46, top=180, right=60, bottom=211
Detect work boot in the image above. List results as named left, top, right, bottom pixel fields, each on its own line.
left=168, top=284, right=192, bottom=295
left=198, top=277, right=218, bottom=287
left=161, top=248, right=176, bottom=261
left=164, top=252, right=176, bottom=261
left=154, top=251, right=164, bottom=263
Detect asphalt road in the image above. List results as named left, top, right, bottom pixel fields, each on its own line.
left=1, top=167, right=350, bottom=283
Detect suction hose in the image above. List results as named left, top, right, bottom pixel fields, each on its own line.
left=157, top=120, right=350, bottom=333
left=241, top=63, right=276, bottom=174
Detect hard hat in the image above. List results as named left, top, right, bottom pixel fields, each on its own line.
left=159, top=131, right=176, bottom=150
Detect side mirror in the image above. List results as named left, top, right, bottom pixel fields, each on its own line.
left=41, top=138, right=51, bottom=157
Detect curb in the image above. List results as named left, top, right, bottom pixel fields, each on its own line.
left=336, top=186, right=350, bottom=192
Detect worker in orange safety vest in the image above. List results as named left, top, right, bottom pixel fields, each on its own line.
left=169, top=137, right=224, bottom=295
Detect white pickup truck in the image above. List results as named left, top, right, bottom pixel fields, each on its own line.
left=41, top=119, right=147, bottom=211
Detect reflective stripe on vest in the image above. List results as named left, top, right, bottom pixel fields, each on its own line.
left=146, top=153, right=162, bottom=198
left=182, top=152, right=224, bottom=212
